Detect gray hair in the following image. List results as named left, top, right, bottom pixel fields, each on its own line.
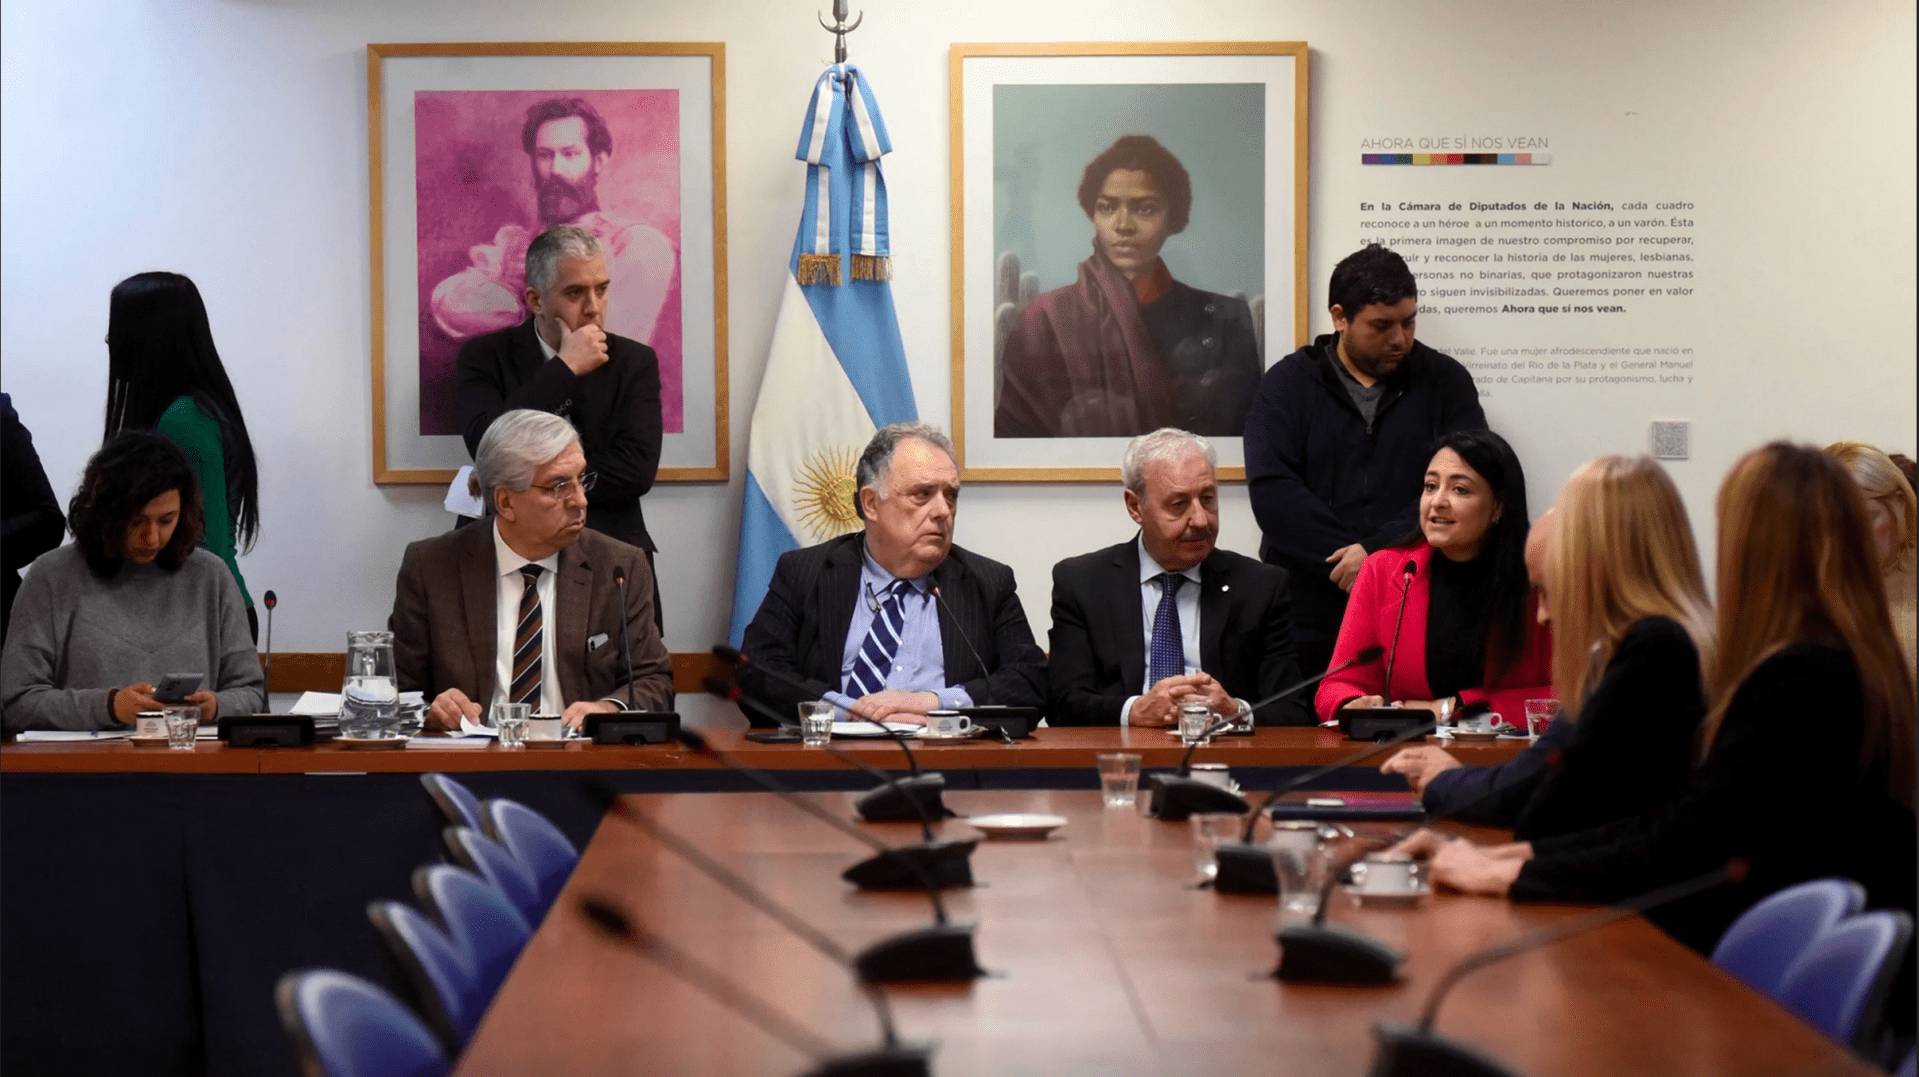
left=525, top=225, right=604, bottom=298
left=855, top=422, right=957, bottom=520
left=475, top=409, right=581, bottom=510
left=1121, top=427, right=1216, bottom=495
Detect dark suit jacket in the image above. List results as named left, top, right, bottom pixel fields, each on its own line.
left=455, top=317, right=663, bottom=552
left=737, top=533, right=1047, bottom=726
left=1046, top=540, right=1310, bottom=726
left=388, top=522, right=672, bottom=711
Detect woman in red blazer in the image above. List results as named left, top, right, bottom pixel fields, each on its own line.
left=1315, top=428, right=1552, bottom=725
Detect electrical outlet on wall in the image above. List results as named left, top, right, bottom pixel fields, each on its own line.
left=1651, top=421, right=1690, bottom=460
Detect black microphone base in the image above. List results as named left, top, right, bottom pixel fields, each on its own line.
left=841, top=840, right=978, bottom=891
left=1368, top=1023, right=1520, bottom=1077
left=1339, top=709, right=1432, bottom=742
left=800, top=1045, right=933, bottom=1077
left=854, top=773, right=955, bottom=823
left=1211, top=840, right=1278, bottom=894
left=1274, top=923, right=1404, bottom=983
left=853, top=923, right=985, bottom=982
left=1145, top=774, right=1251, bottom=821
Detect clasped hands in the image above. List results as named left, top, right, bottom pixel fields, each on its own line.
left=1128, top=672, right=1236, bottom=728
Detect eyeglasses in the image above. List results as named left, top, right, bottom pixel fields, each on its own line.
left=529, top=471, right=597, bottom=499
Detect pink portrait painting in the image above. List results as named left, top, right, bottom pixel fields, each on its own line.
left=413, top=88, right=683, bottom=436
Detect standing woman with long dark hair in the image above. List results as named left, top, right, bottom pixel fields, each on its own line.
left=105, top=272, right=262, bottom=639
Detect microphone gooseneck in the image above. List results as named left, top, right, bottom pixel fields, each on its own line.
left=1238, top=713, right=1440, bottom=844
left=929, top=585, right=992, bottom=707
left=1381, top=561, right=1418, bottom=704
left=613, top=566, right=638, bottom=711
left=713, top=643, right=926, bottom=777
left=260, top=589, right=278, bottom=710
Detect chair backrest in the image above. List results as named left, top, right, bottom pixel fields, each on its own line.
left=365, top=900, right=481, bottom=1051
left=481, top=798, right=580, bottom=914
left=1711, top=877, right=1866, bottom=997
left=1775, top=910, right=1914, bottom=1054
left=412, top=865, right=531, bottom=1009
left=1898, top=1046, right=1916, bottom=1077
left=442, top=826, right=544, bottom=926
left=275, top=968, right=448, bottom=1077
left=419, top=773, right=483, bottom=832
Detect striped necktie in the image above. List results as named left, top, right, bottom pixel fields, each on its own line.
left=510, top=565, right=544, bottom=706
left=1147, top=572, right=1187, bottom=686
left=846, top=579, right=914, bottom=698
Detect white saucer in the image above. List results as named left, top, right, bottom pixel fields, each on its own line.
left=915, top=728, right=986, bottom=741
left=128, top=735, right=172, bottom=747
left=337, top=735, right=409, bottom=750
left=1438, top=728, right=1500, bottom=742
left=1343, top=881, right=1431, bottom=908
left=523, top=737, right=571, bottom=749
left=964, top=813, right=1068, bottom=840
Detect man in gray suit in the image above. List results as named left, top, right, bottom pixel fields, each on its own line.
left=388, top=409, right=672, bottom=731
left=738, top=422, right=1047, bottom=725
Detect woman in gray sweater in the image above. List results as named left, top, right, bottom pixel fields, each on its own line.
left=1, top=432, right=263, bottom=731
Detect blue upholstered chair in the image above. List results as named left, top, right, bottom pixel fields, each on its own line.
left=412, top=865, right=531, bottom=1012
left=419, top=773, right=483, bottom=832
left=1895, top=1046, right=1916, bottom=1077
left=1710, top=877, right=1866, bottom=997
left=275, top=968, right=448, bottom=1077
left=366, top=900, right=481, bottom=1051
left=1774, top=910, right=1913, bottom=1056
left=481, top=798, right=580, bottom=915
left=442, top=826, right=544, bottom=926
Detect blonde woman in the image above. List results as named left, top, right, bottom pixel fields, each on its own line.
left=1509, top=456, right=1713, bottom=840
left=1826, top=440, right=1917, bottom=677
left=1400, top=443, right=1916, bottom=957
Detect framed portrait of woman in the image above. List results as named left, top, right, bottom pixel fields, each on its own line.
left=949, top=42, right=1308, bottom=481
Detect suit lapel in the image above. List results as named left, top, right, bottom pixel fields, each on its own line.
left=930, top=556, right=970, bottom=679
left=817, top=537, right=860, bottom=689
left=1198, top=551, right=1230, bottom=675
left=460, top=524, right=499, bottom=703
left=555, top=540, right=594, bottom=701
left=1114, top=542, right=1147, bottom=694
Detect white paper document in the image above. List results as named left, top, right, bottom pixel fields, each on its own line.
left=16, top=729, right=133, bottom=742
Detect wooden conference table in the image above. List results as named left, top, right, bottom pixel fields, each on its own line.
left=453, top=789, right=1871, bottom=1077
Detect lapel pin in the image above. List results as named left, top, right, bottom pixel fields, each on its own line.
left=1220, top=584, right=1230, bottom=592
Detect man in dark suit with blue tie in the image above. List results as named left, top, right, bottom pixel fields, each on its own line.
left=1047, top=428, right=1310, bottom=727
left=738, top=423, right=1047, bottom=725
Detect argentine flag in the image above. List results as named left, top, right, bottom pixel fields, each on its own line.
left=729, top=65, right=918, bottom=644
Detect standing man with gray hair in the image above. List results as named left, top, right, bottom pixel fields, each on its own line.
left=455, top=223, right=667, bottom=631
left=1046, top=427, right=1309, bottom=726
left=389, top=409, right=672, bottom=731
left=738, top=422, right=1047, bottom=724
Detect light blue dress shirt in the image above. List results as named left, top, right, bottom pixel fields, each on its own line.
left=827, top=549, right=975, bottom=714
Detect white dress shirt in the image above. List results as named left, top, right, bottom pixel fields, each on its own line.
left=491, top=522, right=565, bottom=716
left=1121, top=537, right=1203, bottom=723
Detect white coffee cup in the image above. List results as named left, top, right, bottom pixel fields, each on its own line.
left=925, top=711, right=976, bottom=737
left=527, top=717, right=564, bottom=742
left=1351, top=853, right=1422, bottom=893
left=135, top=711, right=168, bottom=738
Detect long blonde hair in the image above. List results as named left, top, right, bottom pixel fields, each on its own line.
left=1544, top=456, right=1712, bottom=721
left=1825, top=440, right=1918, bottom=574
left=1704, top=443, right=1916, bottom=805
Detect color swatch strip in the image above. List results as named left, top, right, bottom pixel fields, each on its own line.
left=1362, top=153, right=1553, bottom=165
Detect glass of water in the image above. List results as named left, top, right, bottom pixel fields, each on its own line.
left=493, top=702, right=531, bottom=749
left=1097, top=752, right=1141, bottom=807
left=798, top=701, right=835, bottom=747
left=163, top=706, right=199, bottom=751
left=1269, top=821, right=1333, bottom=917
left=1190, top=812, right=1242, bottom=881
left=1524, top=699, right=1557, bottom=741
left=1178, top=702, right=1215, bottom=746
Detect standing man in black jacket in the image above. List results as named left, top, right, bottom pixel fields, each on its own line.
left=1243, top=245, right=1485, bottom=676
left=456, top=224, right=666, bottom=631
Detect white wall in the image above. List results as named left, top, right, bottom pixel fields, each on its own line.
left=4, top=0, right=1913, bottom=726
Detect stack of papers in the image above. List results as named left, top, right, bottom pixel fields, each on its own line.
left=16, top=729, right=132, bottom=742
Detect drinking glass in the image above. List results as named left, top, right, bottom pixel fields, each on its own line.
left=164, top=706, right=199, bottom=751
left=494, top=702, right=531, bottom=749
left=1096, top=752, right=1142, bottom=807
left=798, top=701, right=835, bottom=747
left=1268, top=821, right=1332, bottom=916
left=1178, top=703, right=1215, bottom=746
left=1190, top=812, right=1242, bottom=881
left=1524, top=699, right=1557, bottom=741
left=340, top=630, right=398, bottom=739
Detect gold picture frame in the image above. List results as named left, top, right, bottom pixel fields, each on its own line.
left=949, top=42, right=1309, bottom=481
left=367, top=41, right=728, bottom=483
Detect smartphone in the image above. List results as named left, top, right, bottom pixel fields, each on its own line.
left=152, top=672, right=204, bottom=704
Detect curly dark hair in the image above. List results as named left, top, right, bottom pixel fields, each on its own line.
left=1328, top=244, right=1418, bottom=319
left=68, top=431, right=204, bottom=579
left=1075, top=135, right=1193, bottom=234
left=521, top=97, right=614, bottom=159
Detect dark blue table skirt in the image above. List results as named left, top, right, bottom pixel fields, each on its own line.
left=0, top=763, right=1396, bottom=1076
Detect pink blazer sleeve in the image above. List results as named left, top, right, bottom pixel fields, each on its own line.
left=1315, top=551, right=1397, bottom=723
left=1458, top=592, right=1555, bottom=721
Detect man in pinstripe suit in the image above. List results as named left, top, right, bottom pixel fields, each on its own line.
left=738, top=423, right=1047, bottom=726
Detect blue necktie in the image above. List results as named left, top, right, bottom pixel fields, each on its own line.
left=847, top=579, right=914, bottom=698
left=1148, top=573, right=1186, bottom=686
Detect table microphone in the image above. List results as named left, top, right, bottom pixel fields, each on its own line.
left=579, top=899, right=931, bottom=1077
left=260, top=589, right=277, bottom=707
left=1145, top=645, right=1384, bottom=821
left=714, top=644, right=951, bottom=824
left=612, top=566, right=638, bottom=712
left=1382, top=560, right=1416, bottom=702
left=642, top=738, right=984, bottom=982
left=704, top=676, right=979, bottom=890
left=1211, top=701, right=1485, bottom=893
left=1368, top=861, right=1744, bottom=1077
